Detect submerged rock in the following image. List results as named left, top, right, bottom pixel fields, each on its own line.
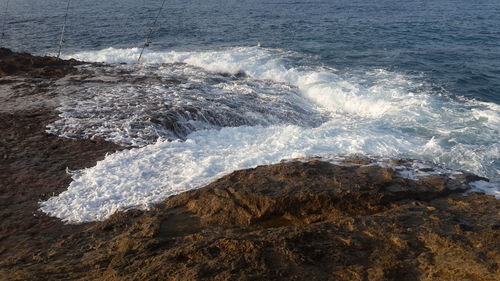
left=2, top=159, right=498, bottom=281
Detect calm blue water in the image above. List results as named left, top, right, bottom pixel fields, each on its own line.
left=2, top=0, right=500, bottom=103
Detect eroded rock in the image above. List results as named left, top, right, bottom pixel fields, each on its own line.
left=2, top=160, right=498, bottom=281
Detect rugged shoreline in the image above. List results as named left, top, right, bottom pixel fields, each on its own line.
left=0, top=49, right=498, bottom=280
left=0, top=49, right=122, bottom=276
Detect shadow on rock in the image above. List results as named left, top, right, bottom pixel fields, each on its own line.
left=3, top=160, right=498, bottom=281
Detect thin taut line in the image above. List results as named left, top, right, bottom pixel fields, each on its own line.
left=0, top=0, right=10, bottom=46
left=57, top=0, right=71, bottom=58
left=137, top=0, right=167, bottom=64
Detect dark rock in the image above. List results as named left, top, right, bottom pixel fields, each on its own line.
left=0, top=108, right=122, bottom=279
left=0, top=48, right=84, bottom=78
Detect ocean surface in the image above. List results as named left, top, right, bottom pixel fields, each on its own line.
left=2, top=0, right=499, bottom=222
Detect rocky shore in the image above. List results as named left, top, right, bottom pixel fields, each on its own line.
left=0, top=49, right=498, bottom=280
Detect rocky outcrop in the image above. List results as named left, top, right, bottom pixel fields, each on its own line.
left=2, top=160, right=498, bottom=281
left=0, top=49, right=498, bottom=280
left=0, top=48, right=82, bottom=78
left=0, top=49, right=122, bottom=279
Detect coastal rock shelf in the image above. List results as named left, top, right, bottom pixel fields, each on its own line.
left=0, top=48, right=81, bottom=78
left=0, top=49, right=498, bottom=281
left=3, top=160, right=499, bottom=281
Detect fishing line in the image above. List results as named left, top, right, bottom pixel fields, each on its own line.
left=26, top=0, right=35, bottom=52
left=57, top=0, right=71, bottom=58
left=137, top=0, right=167, bottom=64
left=0, top=0, right=10, bottom=46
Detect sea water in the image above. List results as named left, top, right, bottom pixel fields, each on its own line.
left=2, top=0, right=498, bottom=222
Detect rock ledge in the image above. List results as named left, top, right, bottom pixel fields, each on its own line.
left=3, top=159, right=498, bottom=281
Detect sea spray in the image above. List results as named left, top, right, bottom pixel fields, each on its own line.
left=41, top=46, right=500, bottom=222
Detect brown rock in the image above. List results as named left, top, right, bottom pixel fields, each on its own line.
left=2, top=159, right=498, bottom=281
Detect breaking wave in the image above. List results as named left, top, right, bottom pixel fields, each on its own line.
left=40, top=46, right=500, bottom=222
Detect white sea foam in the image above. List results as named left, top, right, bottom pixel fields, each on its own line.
left=40, top=46, right=500, bottom=223
left=36, top=124, right=414, bottom=222
left=46, top=64, right=325, bottom=146
left=65, top=47, right=420, bottom=118
left=40, top=120, right=500, bottom=223
left=468, top=181, right=500, bottom=198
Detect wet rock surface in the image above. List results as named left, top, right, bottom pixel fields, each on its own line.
left=0, top=49, right=122, bottom=279
left=0, top=109, right=121, bottom=261
left=0, top=50, right=498, bottom=280
left=0, top=48, right=83, bottom=78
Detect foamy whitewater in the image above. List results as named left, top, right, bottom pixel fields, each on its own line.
left=40, top=46, right=500, bottom=223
